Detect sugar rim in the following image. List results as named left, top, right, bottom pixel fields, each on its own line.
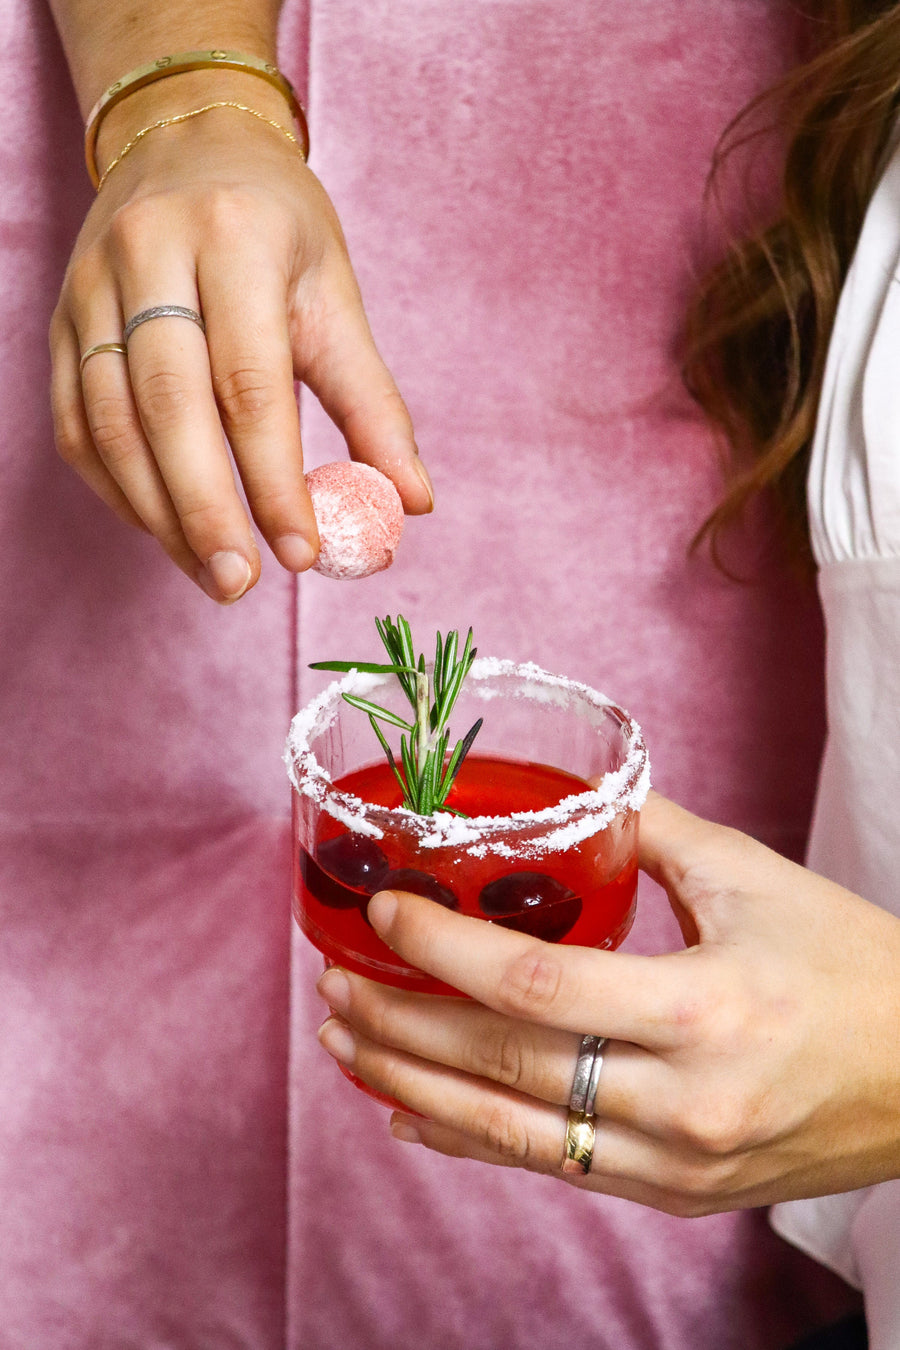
left=284, top=658, right=650, bottom=854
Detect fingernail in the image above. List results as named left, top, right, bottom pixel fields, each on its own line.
left=367, top=890, right=398, bottom=935
left=273, top=533, right=317, bottom=572
left=390, top=1116, right=422, bottom=1145
left=412, top=457, right=435, bottom=511
left=318, top=1017, right=356, bottom=1066
left=206, top=551, right=252, bottom=600
left=316, top=967, right=351, bottom=1014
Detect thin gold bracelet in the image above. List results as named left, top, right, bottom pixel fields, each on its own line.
left=96, top=101, right=305, bottom=191
left=84, top=49, right=309, bottom=188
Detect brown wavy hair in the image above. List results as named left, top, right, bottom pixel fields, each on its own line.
left=683, top=1, right=900, bottom=568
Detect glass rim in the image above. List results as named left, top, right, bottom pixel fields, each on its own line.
left=284, top=657, right=650, bottom=849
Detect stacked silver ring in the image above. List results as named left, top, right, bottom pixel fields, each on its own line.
left=569, top=1033, right=607, bottom=1115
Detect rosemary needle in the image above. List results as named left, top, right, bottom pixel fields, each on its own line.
left=309, top=615, right=483, bottom=815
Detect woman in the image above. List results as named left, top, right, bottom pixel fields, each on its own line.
left=30, top=0, right=866, bottom=1345
left=314, top=6, right=900, bottom=1348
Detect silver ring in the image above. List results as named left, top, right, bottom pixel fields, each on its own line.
left=586, top=1036, right=607, bottom=1115
left=569, top=1034, right=608, bottom=1116
left=569, top=1034, right=601, bottom=1114
left=124, top=305, right=206, bottom=341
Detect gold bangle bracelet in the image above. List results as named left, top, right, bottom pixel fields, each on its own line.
left=96, top=101, right=305, bottom=192
left=84, top=49, right=309, bottom=188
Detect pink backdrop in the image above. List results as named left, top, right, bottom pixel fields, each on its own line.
left=0, top=0, right=856, bottom=1345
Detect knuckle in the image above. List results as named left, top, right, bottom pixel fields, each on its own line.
left=379, top=384, right=413, bottom=429
left=495, top=948, right=567, bottom=1021
left=155, top=519, right=185, bottom=554
left=246, top=485, right=304, bottom=530
left=214, top=367, right=280, bottom=429
left=203, top=185, right=260, bottom=236
left=670, top=985, right=716, bottom=1038
left=54, top=415, right=91, bottom=469
left=367, top=383, right=411, bottom=425
left=359, top=989, right=401, bottom=1050
left=662, top=853, right=723, bottom=914
left=87, top=395, right=141, bottom=464
left=478, top=1102, right=533, bottom=1163
left=176, top=498, right=232, bottom=544
left=131, top=367, right=194, bottom=428
left=667, top=1154, right=739, bottom=1213
left=678, top=1095, right=748, bottom=1158
left=107, top=201, right=159, bottom=262
left=665, top=1189, right=719, bottom=1219
left=48, top=305, right=69, bottom=349
left=340, top=383, right=412, bottom=440
left=64, top=248, right=106, bottom=301
left=474, top=1024, right=529, bottom=1091
left=671, top=966, right=742, bottom=1044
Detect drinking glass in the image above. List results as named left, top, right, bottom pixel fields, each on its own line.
left=285, top=658, right=649, bottom=1001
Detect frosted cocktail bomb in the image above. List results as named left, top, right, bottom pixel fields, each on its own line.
left=305, top=461, right=404, bottom=580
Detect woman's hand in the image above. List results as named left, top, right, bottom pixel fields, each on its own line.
left=316, top=792, right=900, bottom=1215
left=50, top=95, right=433, bottom=602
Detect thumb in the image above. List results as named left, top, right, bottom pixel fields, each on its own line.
left=639, top=791, right=793, bottom=948
left=298, top=274, right=434, bottom=516
left=638, top=790, right=716, bottom=886
left=638, top=791, right=727, bottom=946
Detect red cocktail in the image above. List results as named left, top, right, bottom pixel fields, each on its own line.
left=285, top=659, right=649, bottom=999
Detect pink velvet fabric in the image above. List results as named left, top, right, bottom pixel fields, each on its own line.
left=1, top=4, right=292, bottom=1343
left=0, top=0, right=858, bottom=1345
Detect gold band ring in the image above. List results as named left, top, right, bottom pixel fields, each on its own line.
left=79, top=342, right=128, bottom=376
left=562, top=1111, right=595, bottom=1175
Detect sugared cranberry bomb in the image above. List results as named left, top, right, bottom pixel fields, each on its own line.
left=478, top=871, right=582, bottom=942
left=305, top=462, right=404, bottom=580
left=305, top=833, right=390, bottom=909
left=381, top=868, right=460, bottom=910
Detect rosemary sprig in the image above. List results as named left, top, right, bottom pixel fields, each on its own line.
left=309, top=615, right=483, bottom=815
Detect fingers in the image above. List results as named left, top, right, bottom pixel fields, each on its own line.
left=367, top=889, right=694, bottom=1051
left=317, top=1016, right=738, bottom=1215
left=51, top=312, right=230, bottom=596
left=316, top=1013, right=581, bottom=1174
left=199, top=240, right=319, bottom=571
left=318, top=967, right=584, bottom=1105
left=59, top=236, right=263, bottom=600
left=118, top=267, right=259, bottom=598
left=385, top=1113, right=735, bottom=1216
left=50, top=320, right=150, bottom=533
left=317, top=966, right=678, bottom=1138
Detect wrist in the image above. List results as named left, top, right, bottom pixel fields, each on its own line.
left=50, top=0, right=281, bottom=118
left=94, top=67, right=296, bottom=176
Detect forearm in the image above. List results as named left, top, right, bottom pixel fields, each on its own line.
left=48, top=0, right=288, bottom=177
left=48, top=0, right=283, bottom=113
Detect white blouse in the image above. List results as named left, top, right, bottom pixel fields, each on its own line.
left=769, top=133, right=900, bottom=1349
